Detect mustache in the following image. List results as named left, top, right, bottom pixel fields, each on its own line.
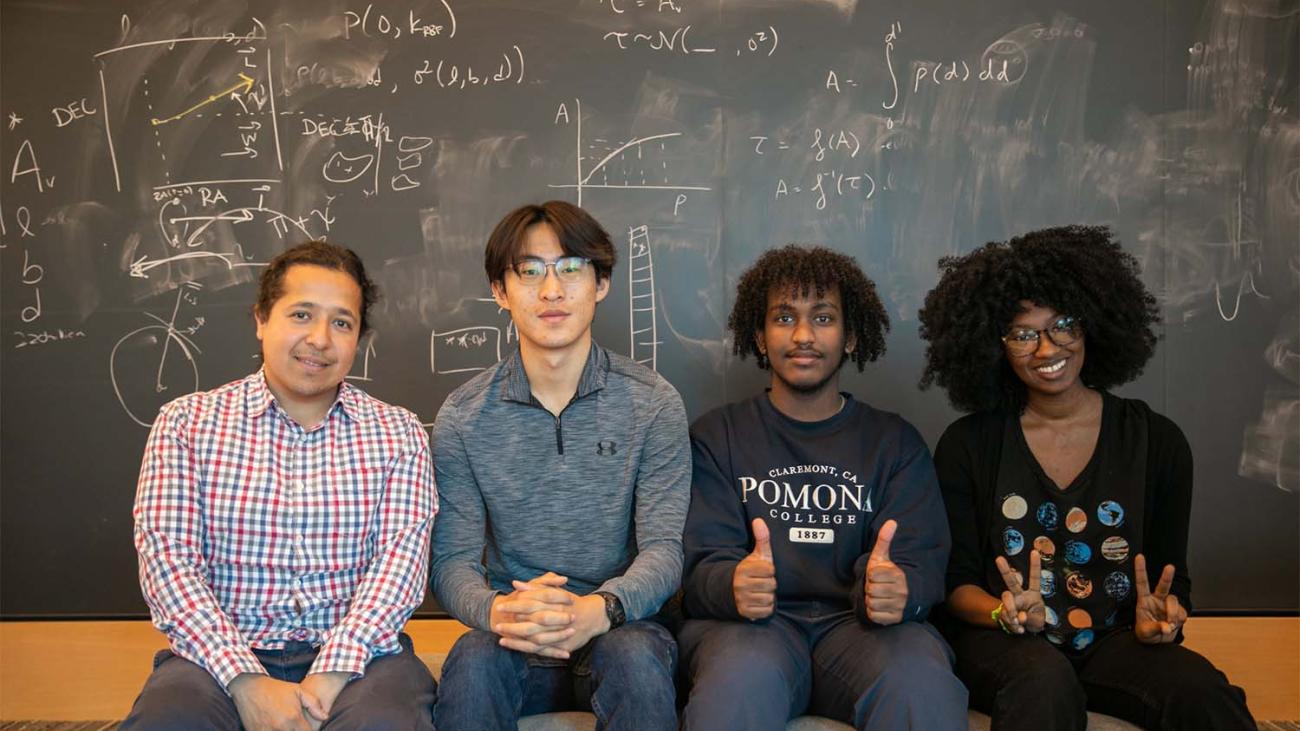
left=294, top=350, right=334, bottom=363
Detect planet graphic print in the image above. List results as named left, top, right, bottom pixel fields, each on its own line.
left=1104, top=571, right=1132, bottom=601
left=1067, top=607, right=1092, bottom=628
left=1101, top=536, right=1129, bottom=562
left=1040, top=569, right=1056, bottom=598
left=1071, top=629, right=1095, bottom=651
left=1065, top=507, right=1088, bottom=533
left=1002, top=494, right=1028, bottom=520
left=1037, top=502, right=1059, bottom=530
left=1064, top=540, right=1092, bottom=565
left=1034, top=536, right=1056, bottom=564
left=1003, top=527, right=1025, bottom=556
left=1065, top=571, right=1093, bottom=599
left=1044, top=606, right=1059, bottom=627
left=1097, top=500, right=1125, bottom=527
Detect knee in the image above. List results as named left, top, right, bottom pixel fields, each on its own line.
left=590, top=622, right=677, bottom=682
left=689, top=641, right=794, bottom=696
left=440, top=630, right=521, bottom=684
left=991, top=648, right=1084, bottom=721
left=1159, top=660, right=1249, bottom=717
left=327, top=705, right=434, bottom=731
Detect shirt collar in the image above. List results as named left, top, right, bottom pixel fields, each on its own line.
left=247, top=369, right=371, bottom=424
left=501, top=341, right=608, bottom=404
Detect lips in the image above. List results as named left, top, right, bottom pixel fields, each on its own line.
left=785, top=350, right=823, bottom=364
left=538, top=310, right=570, bottom=323
left=294, top=354, right=332, bottom=371
left=1033, top=358, right=1067, bottom=376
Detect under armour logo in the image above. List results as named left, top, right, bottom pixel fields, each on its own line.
left=596, top=440, right=618, bottom=456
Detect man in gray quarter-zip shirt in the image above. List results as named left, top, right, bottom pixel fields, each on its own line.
left=430, top=201, right=689, bottom=731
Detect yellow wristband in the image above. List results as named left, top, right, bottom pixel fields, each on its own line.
left=991, top=604, right=1013, bottom=634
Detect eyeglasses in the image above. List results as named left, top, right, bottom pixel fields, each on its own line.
left=1002, top=316, right=1082, bottom=356
left=510, top=256, right=591, bottom=285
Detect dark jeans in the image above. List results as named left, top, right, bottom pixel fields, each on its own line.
left=435, top=621, right=677, bottom=731
left=951, top=625, right=1255, bottom=731
left=678, top=613, right=968, bottom=731
left=119, top=633, right=437, bottom=731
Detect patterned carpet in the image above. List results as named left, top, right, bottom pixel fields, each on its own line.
left=2, top=717, right=1289, bottom=723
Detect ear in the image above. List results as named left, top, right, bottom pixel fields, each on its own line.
left=754, top=330, right=766, bottom=354
left=490, top=279, right=511, bottom=311
left=594, top=274, right=611, bottom=303
left=845, top=331, right=857, bottom=354
left=254, top=310, right=267, bottom=341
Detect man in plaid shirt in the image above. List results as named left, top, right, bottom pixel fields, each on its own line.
left=123, top=241, right=437, bottom=731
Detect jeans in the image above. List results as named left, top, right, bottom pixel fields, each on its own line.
left=678, top=613, right=968, bottom=731
left=435, top=621, right=677, bottom=731
left=119, top=633, right=436, bottom=731
left=950, top=625, right=1255, bottom=731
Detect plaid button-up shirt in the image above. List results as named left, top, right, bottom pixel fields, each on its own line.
left=133, top=370, right=436, bottom=688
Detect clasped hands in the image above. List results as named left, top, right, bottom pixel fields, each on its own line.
left=733, top=518, right=908, bottom=625
left=491, top=572, right=610, bottom=659
left=228, top=669, right=349, bottom=731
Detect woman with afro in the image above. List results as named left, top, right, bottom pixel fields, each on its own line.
left=918, top=225, right=1253, bottom=730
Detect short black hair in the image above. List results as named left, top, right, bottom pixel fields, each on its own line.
left=918, top=225, right=1160, bottom=413
left=255, top=240, right=379, bottom=335
left=484, top=201, right=616, bottom=288
left=729, top=244, right=889, bottom=371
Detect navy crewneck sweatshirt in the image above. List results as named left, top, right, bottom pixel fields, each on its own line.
left=682, top=392, right=950, bottom=625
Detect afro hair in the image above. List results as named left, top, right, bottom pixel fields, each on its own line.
left=918, top=225, right=1160, bottom=413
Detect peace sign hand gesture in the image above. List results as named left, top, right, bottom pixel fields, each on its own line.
left=1134, top=553, right=1187, bottom=644
left=994, top=549, right=1046, bottom=634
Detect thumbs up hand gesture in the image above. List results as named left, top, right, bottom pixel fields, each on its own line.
left=1134, top=554, right=1187, bottom=644
left=733, top=518, right=777, bottom=621
left=865, top=519, right=908, bottom=625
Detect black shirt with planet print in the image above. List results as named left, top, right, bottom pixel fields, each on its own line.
left=934, top=391, right=1194, bottom=656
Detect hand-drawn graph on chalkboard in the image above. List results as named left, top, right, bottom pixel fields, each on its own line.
left=110, top=282, right=205, bottom=427
left=548, top=98, right=711, bottom=207
left=627, top=225, right=660, bottom=370
left=94, top=19, right=284, bottom=191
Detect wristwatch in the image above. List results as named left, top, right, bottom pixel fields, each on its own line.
left=593, top=591, right=626, bottom=630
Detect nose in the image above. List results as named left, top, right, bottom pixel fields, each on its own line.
left=305, top=317, right=331, bottom=349
left=1033, top=330, right=1062, bottom=358
left=538, top=265, right=565, bottom=301
left=792, top=318, right=814, bottom=346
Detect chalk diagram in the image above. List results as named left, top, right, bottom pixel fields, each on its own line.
left=547, top=98, right=711, bottom=207
left=627, top=225, right=660, bottom=370
left=430, top=298, right=515, bottom=375
left=94, top=18, right=284, bottom=190
left=110, top=282, right=204, bottom=427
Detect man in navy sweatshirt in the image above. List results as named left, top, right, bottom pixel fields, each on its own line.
left=679, top=245, right=967, bottom=730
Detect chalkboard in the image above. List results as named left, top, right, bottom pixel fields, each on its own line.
left=2, top=0, right=1296, bottom=618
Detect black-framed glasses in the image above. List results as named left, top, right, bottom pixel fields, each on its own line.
left=510, top=256, right=591, bottom=285
left=1001, top=316, right=1082, bottom=356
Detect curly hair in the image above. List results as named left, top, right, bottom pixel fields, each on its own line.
left=917, top=225, right=1159, bottom=413
left=729, top=244, right=889, bottom=371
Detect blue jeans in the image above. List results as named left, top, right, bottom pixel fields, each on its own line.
left=436, top=621, right=677, bottom=731
left=119, top=633, right=436, bottom=731
left=679, top=613, right=968, bottom=731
